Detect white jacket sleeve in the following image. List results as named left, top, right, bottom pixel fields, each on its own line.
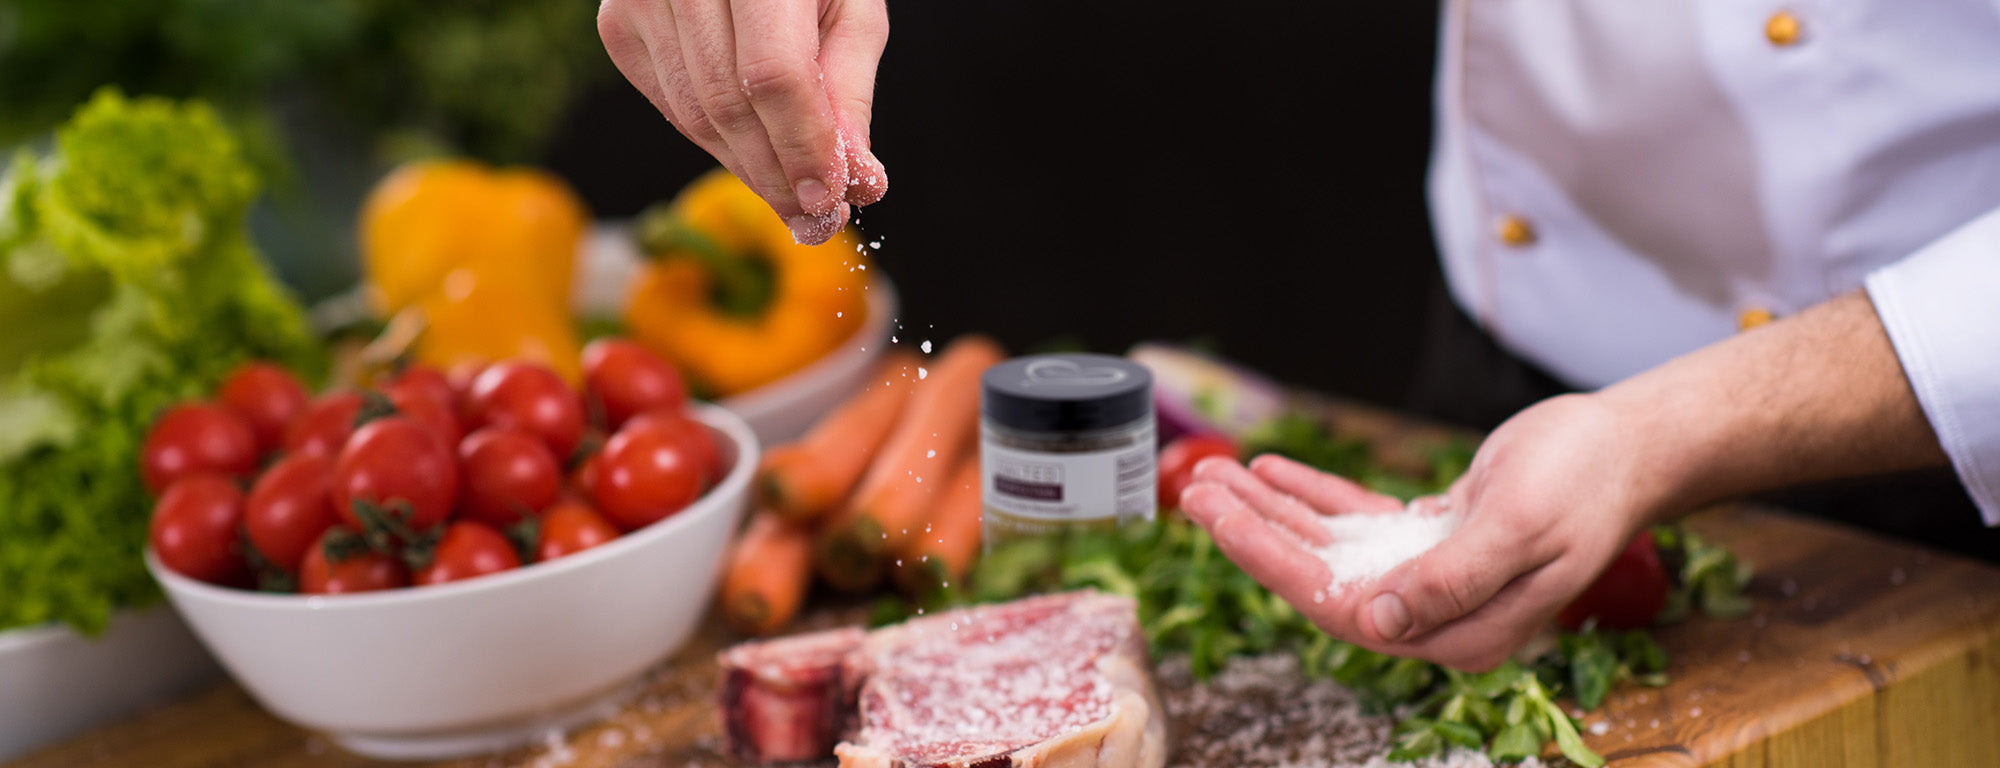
left=1865, top=207, right=2000, bottom=526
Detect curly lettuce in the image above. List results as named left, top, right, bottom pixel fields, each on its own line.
left=0, top=89, right=323, bottom=635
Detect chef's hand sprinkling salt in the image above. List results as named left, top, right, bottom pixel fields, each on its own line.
left=597, top=0, right=890, bottom=244
left=1181, top=393, right=1663, bottom=672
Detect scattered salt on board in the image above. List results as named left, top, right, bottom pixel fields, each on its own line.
left=1310, top=501, right=1464, bottom=592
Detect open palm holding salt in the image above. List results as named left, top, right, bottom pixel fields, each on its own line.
left=1178, top=395, right=1664, bottom=672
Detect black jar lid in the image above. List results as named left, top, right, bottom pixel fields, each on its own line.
left=981, top=353, right=1153, bottom=433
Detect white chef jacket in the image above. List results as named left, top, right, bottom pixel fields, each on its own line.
left=1429, top=0, right=2000, bottom=525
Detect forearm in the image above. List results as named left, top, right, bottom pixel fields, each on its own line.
left=1595, top=290, right=1948, bottom=521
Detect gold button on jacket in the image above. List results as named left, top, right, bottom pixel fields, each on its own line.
left=1738, top=306, right=1776, bottom=330
left=1766, top=11, right=1803, bottom=46
left=1497, top=215, right=1537, bottom=247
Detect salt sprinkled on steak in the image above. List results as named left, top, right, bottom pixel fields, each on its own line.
left=839, top=591, right=1164, bottom=767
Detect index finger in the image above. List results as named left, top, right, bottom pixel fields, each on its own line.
left=1180, top=482, right=1356, bottom=628
left=734, top=0, right=851, bottom=223
left=1248, top=454, right=1406, bottom=516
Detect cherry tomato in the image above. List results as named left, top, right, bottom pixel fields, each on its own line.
left=457, top=427, right=562, bottom=527
left=537, top=497, right=622, bottom=562
left=570, top=448, right=605, bottom=499
left=217, top=361, right=309, bottom=454
left=415, top=522, right=521, bottom=586
left=149, top=474, right=250, bottom=586
left=445, top=361, right=487, bottom=418
left=1558, top=530, right=1672, bottom=631
left=624, top=408, right=722, bottom=488
left=244, top=453, right=339, bottom=574
left=1157, top=434, right=1240, bottom=509
left=333, top=416, right=458, bottom=533
left=141, top=403, right=260, bottom=494
left=582, top=338, right=687, bottom=430
left=465, top=362, right=584, bottom=461
left=592, top=419, right=705, bottom=531
left=386, top=384, right=462, bottom=448
left=299, top=528, right=409, bottom=594
left=383, top=365, right=456, bottom=419
left=283, top=391, right=364, bottom=459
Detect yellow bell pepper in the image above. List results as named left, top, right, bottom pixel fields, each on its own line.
left=359, top=159, right=587, bottom=382
left=624, top=168, right=870, bottom=397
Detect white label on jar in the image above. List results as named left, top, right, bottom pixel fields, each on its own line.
left=982, top=426, right=1157, bottom=523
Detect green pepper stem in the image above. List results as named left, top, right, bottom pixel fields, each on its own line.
left=634, top=207, right=777, bottom=319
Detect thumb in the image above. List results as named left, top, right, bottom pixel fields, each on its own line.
left=1357, top=511, right=1546, bottom=645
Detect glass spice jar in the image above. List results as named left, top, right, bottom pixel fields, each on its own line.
left=979, top=353, right=1156, bottom=550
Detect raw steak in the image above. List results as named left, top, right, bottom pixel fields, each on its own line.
left=717, top=626, right=866, bottom=763
left=835, top=591, right=1167, bottom=768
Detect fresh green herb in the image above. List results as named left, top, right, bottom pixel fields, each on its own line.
left=1239, top=412, right=1376, bottom=481
left=1653, top=523, right=1755, bottom=622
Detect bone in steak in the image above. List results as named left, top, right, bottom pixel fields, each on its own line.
left=718, top=591, right=1165, bottom=767
left=717, top=626, right=866, bottom=763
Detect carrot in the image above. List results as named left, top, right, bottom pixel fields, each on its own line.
left=755, top=350, right=922, bottom=524
left=816, top=335, right=1004, bottom=590
left=892, top=457, right=983, bottom=600
left=812, top=503, right=884, bottom=593
left=719, top=511, right=815, bottom=636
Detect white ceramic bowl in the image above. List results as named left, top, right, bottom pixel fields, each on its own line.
left=148, top=404, right=758, bottom=761
left=577, top=221, right=898, bottom=446
left=0, top=606, right=221, bottom=762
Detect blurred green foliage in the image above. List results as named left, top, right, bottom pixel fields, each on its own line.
left=0, top=0, right=611, bottom=166
left=0, top=0, right=614, bottom=300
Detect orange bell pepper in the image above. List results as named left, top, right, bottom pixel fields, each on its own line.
left=359, top=159, right=587, bottom=382
left=624, top=168, right=870, bottom=397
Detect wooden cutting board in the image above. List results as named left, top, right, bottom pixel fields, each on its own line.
left=10, top=504, right=1996, bottom=768
left=10, top=398, right=2000, bottom=767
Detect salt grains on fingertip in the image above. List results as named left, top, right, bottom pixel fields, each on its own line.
left=1309, top=501, right=1464, bottom=593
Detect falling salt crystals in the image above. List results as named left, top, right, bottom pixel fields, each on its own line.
left=918, top=366, right=930, bottom=379
left=1309, top=499, right=1465, bottom=592
left=1588, top=721, right=1611, bottom=736
left=921, top=340, right=934, bottom=353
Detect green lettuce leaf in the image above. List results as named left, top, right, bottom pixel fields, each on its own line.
left=0, top=89, right=323, bottom=635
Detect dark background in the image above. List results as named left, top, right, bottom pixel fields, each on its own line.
left=544, top=1, right=1447, bottom=411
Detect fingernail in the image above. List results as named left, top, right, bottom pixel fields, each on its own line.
left=1371, top=592, right=1412, bottom=641
left=1191, top=456, right=1232, bottom=479
left=794, top=177, right=832, bottom=213
left=1179, top=484, right=1236, bottom=528
left=785, top=208, right=842, bottom=246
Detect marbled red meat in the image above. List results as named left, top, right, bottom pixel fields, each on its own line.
left=717, top=591, right=1165, bottom=768
left=717, top=626, right=866, bottom=763
left=837, top=591, right=1166, bottom=768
